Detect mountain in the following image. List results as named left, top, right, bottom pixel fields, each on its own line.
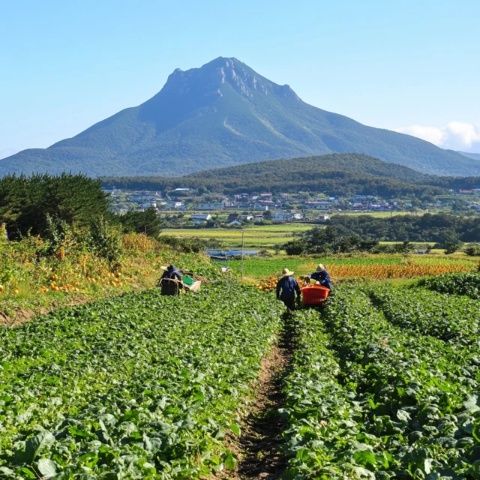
left=458, top=151, right=480, bottom=162
left=1, top=57, right=480, bottom=177
left=102, top=153, right=480, bottom=198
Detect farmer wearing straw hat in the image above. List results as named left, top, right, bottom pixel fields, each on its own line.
left=310, top=263, right=332, bottom=290
left=276, top=267, right=301, bottom=311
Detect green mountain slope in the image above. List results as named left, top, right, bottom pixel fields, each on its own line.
left=102, top=153, right=480, bottom=197
left=1, top=57, right=479, bottom=177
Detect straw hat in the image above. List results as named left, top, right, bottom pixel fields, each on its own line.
left=316, top=264, right=326, bottom=272
left=282, top=267, right=294, bottom=277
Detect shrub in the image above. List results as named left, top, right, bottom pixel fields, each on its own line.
left=158, top=235, right=220, bottom=253
left=464, top=243, right=480, bottom=256
left=87, top=217, right=121, bottom=269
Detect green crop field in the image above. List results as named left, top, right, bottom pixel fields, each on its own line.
left=1, top=273, right=479, bottom=478
left=160, top=220, right=474, bottom=249
left=223, top=253, right=479, bottom=281
left=282, top=278, right=479, bottom=478
left=160, top=223, right=312, bottom=248
left=0, top=281, right=283, bottom=478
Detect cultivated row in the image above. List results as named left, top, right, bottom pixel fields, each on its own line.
left=0, top=282, right=282, bottom=479
left=282, top=284, right=479, bottom=478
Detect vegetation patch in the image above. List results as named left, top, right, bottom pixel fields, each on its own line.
left=282, top=283, right=479, bottom=478
left=418, top=272, right=480, bottom=299
left=0, top=282, right=283, bottom=478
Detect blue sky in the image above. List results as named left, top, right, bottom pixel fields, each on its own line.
left=1, top=0, right=479, bottom=157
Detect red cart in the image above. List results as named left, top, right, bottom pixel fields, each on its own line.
left=301, top=285, right=330, bottom=307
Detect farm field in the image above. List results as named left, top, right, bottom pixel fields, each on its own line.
left=225, top=253, right=479, bottom=282
left=0, top=281, right=283, bottom=478
left=160, top=216, right=434, bottom=249
left=160, top=224, right=312, bottom=248
left=1, top=273, right=479, bottom=478
left=160, top=228, right=477, bottom=253
left=282, top=278, right=479, bottom=478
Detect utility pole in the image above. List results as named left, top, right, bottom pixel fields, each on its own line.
left=241, top=228, right=245, bottom=281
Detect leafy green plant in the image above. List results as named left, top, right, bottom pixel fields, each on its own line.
left=87, top=217, right=122, bottom=269
left=282, top=309, right=387, bottom=479
left=0, top=281, right=282, bottom=478
left=370, top=285, right=479, bottom=344
left=282, top=284, right=479, bottom=478
left=419, top=272, right=480, bottom=299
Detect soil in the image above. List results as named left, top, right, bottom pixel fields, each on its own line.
left=219, top=313, right=294, bottom=480
left=0, top=308, right=38, bottom=326
left=0, top=294, right=91, bottom=327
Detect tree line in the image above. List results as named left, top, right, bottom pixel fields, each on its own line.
left=101, top=154, right=480, bottom=199
left=0, top=174, right=162, bottom=239
left=0, top=174, right=109, bottom=239
left=285, top=213, right=480, bottom=255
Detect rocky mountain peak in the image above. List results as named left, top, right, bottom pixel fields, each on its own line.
left=162, top=56, right=292, bottom=99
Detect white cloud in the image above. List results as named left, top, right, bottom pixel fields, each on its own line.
left=395, top=122, right=480, bottom=152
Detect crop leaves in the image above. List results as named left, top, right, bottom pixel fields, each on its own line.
left=283, top=283, right=479, bottom=479
left=0, top=282, right=282, bottom=478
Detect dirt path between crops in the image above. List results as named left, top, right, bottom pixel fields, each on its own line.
left=221, top=314, right=293, bottom=480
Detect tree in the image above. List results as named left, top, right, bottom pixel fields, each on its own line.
left=117, top=208, right=161, bottom=237
left=464, top=244, right=480, bottom=256
left=0, top=174, right=109, bottom=239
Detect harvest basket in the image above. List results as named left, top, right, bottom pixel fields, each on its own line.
left=301, top=285, right=330, bottom=306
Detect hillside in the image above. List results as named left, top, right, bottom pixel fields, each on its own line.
left=458, top=151, right=480, bottom=161
left=1, top=57, right=479, bottom=177
left=102, top=153, right=480, bottom=197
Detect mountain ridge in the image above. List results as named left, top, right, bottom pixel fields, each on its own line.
left=458, top=151, right=480, bottom=161
left=101, top=153, right=480, bottom=197
left=1, top=56, right=479, bottom=177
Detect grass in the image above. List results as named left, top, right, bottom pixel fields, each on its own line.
left=0, top=233, right=216, bottom=325
left=160, top=223, right=312, bottom=248
left=337, top=210, right=421, bottom=218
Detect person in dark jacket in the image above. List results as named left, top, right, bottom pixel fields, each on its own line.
left=310, top=264, right=332, bottom=290
left=276, top=268, right=301, bottom=311
left=159, top=265, right=183, bottom=295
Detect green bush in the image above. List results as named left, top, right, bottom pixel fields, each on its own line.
left=0, top=174, right=109, bottom=239
left=158, top=235, right=220, bottom=253
left=87, top=217, right=121, bottom=269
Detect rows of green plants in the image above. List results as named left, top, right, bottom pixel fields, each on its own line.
left=419, top=272, right=480, bottom=299
left=0, top=282, right=283, bottom=479
left=323, top=286, right=479, bottom=478
left=283, top=286, right=479, bottom=479
left=369, top=285, right=479, bottom=345
left=281, top=310, right=384, bottom=479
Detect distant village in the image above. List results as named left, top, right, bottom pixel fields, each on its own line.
left=104, top=187, right=480, bottom=226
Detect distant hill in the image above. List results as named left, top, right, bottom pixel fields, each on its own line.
left=1, top=57, right=479, bottom=177
left=102, top=153, right=480, bottom=198
left=458, top=151, right=480, bottom=161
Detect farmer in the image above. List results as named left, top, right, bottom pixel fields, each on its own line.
left=276, top=268, right=301, bottom=311
left=310, top=264, right=332, bottom=290
left=159, top=264, right=184, bottom=295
